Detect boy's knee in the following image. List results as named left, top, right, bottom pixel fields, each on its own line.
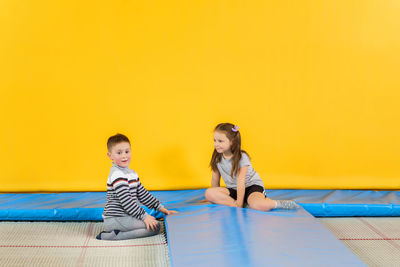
left=154, top=222, right=161, bottom=233
left=146, top=222, right=161, bottom=237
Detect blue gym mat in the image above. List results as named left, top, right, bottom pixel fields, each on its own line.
left=0, top=189, right=399, bottom=220
left=165, top=204, right=365, bottom=267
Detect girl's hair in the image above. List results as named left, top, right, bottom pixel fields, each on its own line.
left=210, top=123, right=249, bottom=177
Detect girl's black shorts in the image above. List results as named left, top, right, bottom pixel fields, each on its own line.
left=227, top=184, right=266, bottom=203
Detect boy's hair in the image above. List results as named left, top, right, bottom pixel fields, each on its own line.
left=107, top=133, right=130, bottom=151
left=210, top=123, right=249, bottom=177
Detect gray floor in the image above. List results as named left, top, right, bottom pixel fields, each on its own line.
left=320, top=217, right=400, bottom=267
left=0, top=221, right=170, bottom=267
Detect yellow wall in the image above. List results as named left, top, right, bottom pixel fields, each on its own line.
left=1, top=1, right=400, bottom=191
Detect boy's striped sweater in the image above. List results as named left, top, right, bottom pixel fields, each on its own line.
left=103, top=163, right=164, bottom=220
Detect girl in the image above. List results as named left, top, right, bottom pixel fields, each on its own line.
left=205, top=123, right=299, bottom=211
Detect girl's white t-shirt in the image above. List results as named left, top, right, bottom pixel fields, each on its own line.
left=216, top=152, right=264, bottom=189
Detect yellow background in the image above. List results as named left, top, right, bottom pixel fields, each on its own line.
left=1, top=1, right=400, bottom=192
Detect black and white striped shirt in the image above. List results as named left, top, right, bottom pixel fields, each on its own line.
left=103, top=163, right=164, bottom=220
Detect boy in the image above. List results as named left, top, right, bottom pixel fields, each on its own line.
left=96, top=133, right=177, bottom=240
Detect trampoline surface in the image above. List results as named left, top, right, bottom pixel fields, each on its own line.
left=1, top=189, right=400, bottom=266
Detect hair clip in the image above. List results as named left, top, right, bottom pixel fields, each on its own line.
left=232, top=125, right=239, bottom=132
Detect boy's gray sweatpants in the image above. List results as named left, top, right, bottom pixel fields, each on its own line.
left=102, top=216, right=160, bottom=240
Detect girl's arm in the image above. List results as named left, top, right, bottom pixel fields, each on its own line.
left=211, top=169, right=221, bottom=187
left=236, top=166, right=248, bottom=208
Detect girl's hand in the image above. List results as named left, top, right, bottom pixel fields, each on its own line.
left=160, top=208, right=178, bottom=215
left=143, top=215, right=159, bottom=231
left=233, top=200, right=242, bottom=208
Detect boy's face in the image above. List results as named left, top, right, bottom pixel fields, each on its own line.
left=107, top=142, right=131, bottom=168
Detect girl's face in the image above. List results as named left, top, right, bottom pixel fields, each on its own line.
left=213, top=131, right=232, bottom=155
left=108, top=142, right=131, bottom=168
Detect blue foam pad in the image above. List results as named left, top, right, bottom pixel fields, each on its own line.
left=266, top=189, right=400, bottom=216
left=1, top=189, right=400, bottom=220
left=165, top=205, right=365, bottom=267
left=0, top=192, right=160, bottom=221
left=0, top=190, right=205, bottom=221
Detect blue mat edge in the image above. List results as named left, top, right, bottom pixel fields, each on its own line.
left=1, top=189, right=400, bottom=220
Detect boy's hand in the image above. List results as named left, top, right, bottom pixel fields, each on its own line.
left=160, top=208, right=178, bottom=215
left=143, top=215, right=159, bottom=231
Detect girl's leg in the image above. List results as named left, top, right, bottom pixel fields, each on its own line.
left=247, top=192, right=277, bottom=211
left=247, top=192, right=300, bottom=211
left=205, top=187, right=236, bottom=207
